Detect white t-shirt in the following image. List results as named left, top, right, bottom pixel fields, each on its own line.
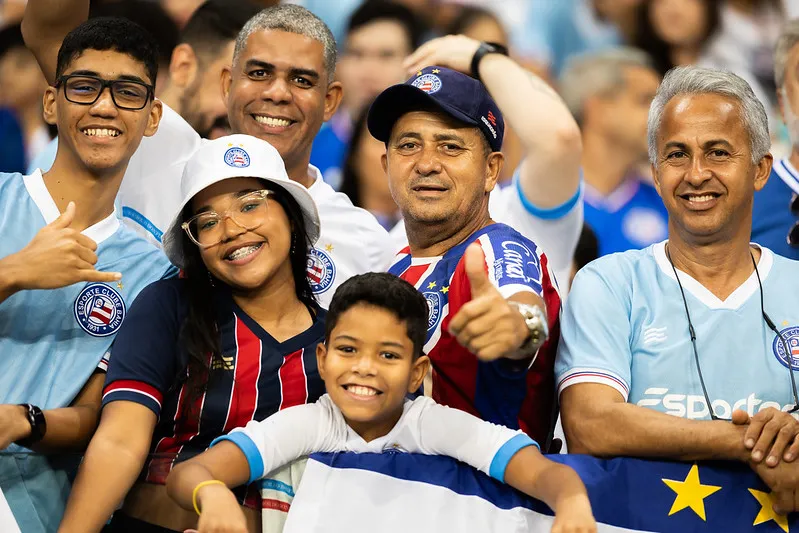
left=111, top=103, right=393, bottom=308
left=390, top=176, right=583, bottom=293
left=213, top=394, right=538, bottom=485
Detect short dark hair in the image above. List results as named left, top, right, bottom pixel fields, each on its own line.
left=181, top=0, right=261, bottom=60
left=446, top=6, right=504, bottom=40
left=0, top=24, right=24, bottom=60
left=346, top=0, right=424, bottom=52
left=56, top=17, right=161, bottom=86
left=325, top=273, right=429, bottom=359
left=89, top=1, right=179, bottom=70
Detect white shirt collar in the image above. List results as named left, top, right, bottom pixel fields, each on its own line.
left=653, top=240, right=773, bottom=310
left=23, top=169, right=120, bottom=244
left=773, top=158, right=799, bottom=195
left=306, top=164, right=323, bottom=192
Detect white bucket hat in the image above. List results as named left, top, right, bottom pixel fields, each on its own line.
left=161, top=134, right=321, bottom=269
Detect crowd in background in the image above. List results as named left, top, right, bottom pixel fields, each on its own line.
left=1, top=0, right=798, bottom=264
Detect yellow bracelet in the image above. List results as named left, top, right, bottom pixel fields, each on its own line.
left=192, top=480, right=226, bottom=516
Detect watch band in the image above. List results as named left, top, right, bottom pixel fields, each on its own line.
left=16, top=404, right=46, bottom=448
left=470, top=41, right=509, bottom=82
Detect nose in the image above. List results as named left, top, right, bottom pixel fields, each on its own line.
left=685, top=154, right=712, bottom=187
left=414, top=146, right=442, bottom=176
left=351, top=353, right=377, bottom=377
left=260, top=76, right=292, bottom=105
left=88, top=87, right=119, bottom=118
left=220, top=214, right=246, bottom=241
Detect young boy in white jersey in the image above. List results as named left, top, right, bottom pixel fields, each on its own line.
left=166, top=273, right=596, bottom=533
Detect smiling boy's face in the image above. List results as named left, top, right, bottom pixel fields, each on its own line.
left=317, top=303, right=429, bottom=442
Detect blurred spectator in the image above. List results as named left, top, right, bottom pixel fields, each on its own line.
left=560, top=48, right=667, bottom=256
left=89, top=1, right=179, bottom=95
left=160, top=0, right=205, bottom=27
left=0, top=24, right=50, bottom=167
left=0, top=108, right=25, bottom=173
left=753, top=18, right=799, bottom=260
left=513, top=0, right=641, bottom=77
left=158, top=0, right=261, bottom=139
left=339, top=109, right=398, bottom=229
left=285, top=0, right=363, bottom=45
left=311, top=0, right=423, bottom=188
left=445, top=5, right=508, bottom=47
left=570, top=224, right=599, bottom=286
left=0, top=0, right=25, bottom=27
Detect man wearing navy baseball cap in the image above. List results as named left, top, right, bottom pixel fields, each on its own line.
left=369, top=61, right=564, bottom=446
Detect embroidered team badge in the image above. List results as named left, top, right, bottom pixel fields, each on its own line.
left=307, top=247, right=336, bottom=294
left=412, top=73, right=442, bottom=94
left=224, top=146, right=250, bottom=168
left=773, top=326, right=799, bottom=370
left=423, top=291, right=442, bottom=333
left=74, top=283, right=126, bottom=337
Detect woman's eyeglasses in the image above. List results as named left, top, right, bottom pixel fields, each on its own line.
left=182, top=190, right=272, bottom=249
left=55, top=74, right=154, bottom=111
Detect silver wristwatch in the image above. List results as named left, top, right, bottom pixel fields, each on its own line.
left=508, top=301, right=549, bottom=353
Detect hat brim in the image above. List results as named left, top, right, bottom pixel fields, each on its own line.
left=367, top=84, right=480, bottom=144
left=161, top=176, right=321, bottom=270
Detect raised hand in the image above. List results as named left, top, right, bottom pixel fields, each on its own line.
left=2, top=201, right=121, bottom=292
left=448, top=243, right=529, bottom=361
left=403, top=35, right=482, bottom=77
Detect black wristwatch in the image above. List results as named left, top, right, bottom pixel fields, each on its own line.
left=470, top=41, right=509, bottom=82
left=16, top=404, right=46, bottom=448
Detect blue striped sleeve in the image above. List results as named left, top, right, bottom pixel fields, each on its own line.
left=488, top=433, right=540, bottom=483
left=211, top=431, right=265, bottom=484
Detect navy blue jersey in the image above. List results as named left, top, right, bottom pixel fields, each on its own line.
left=103, top=278, right=325, bottom=504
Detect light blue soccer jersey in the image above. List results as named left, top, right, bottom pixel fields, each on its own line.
left=556, top=241, right=799, bottom=420
left=0, top=170, right=176, bottom=532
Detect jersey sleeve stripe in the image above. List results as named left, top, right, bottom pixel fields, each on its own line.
left=212, top=431, right=264, bottom=484
left=488, top=433, right=539, bottom=482
left=102, top=380, right=164, bottom=411
left=557, top=368, right=630, bottom=401
left=513, top=171, right=583, bottom=220
left=497, top=283, right=541, bottom=300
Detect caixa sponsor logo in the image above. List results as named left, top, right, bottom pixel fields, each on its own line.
left=636, top=387, right=798, bottom=420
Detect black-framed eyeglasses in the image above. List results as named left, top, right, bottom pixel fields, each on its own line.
left=55, top=74, right=154, bottom=111
left=788, top=194, right=799, bottom=248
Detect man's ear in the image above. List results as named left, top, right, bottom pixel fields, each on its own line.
left=484, top=151, right=503, bottom=193
left=221, top=66, right=233, bottom=103
left=143, top=99, right=163, bottom=137
left=754, top=153, right=773, bottom=192
left=42, top=87, right=58, bottom=126
left=323, top=81, right=343, bottom=122
left=408, top=355, right=430, bottom=393
left=168, top=44, right=199, bottom=90
left=316, top=342, right=328, bottom=380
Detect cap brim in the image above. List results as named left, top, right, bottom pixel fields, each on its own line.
left=367, top=84, right=479, bottom=144
left=161, top=176, right=321, bottom=270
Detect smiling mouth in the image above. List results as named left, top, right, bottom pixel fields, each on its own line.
left=82, top=127, right=121, bottom=138
left=225, top=243, right=263, bottom=261
left=342, top=384, right=382, bottom=397
left=252, top=115, right=295, bottom=128
left=411, top=185, right=447, bottom=192
left=679, top=193, right=721, bottom=203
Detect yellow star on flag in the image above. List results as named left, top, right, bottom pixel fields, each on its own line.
left=749, top=489, right=790, bottom=532
left=427, top=281, right=437, bottom=289
left=432, top=69, right=440, bottom=73
left=661, top=465, right=721, bottom=521
left=325, top=243, right=334, bottom=252
left=440, top=286, right=449, bottom=294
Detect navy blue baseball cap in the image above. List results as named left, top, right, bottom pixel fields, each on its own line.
left=367, top=66, right=505, bottom=152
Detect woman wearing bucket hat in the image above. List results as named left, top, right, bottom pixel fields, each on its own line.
left=58, top=135, right=325, bottom=533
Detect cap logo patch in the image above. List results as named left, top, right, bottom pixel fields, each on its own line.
left=412, top=73, right=442, bottom=94
left=487, top=110, right=497, bottom=126
left=224, top=146, right=250, bottom=168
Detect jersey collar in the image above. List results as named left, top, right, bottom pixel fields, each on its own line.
left=23, top=169, right=120, bottom=245
left=773, top=158, right=799, bottom=195
left=653, top=240, right=774, bottom=310
left=583, top=178, right=641, bottom=213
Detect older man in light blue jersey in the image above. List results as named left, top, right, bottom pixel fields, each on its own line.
left=556, top=65, right=799, bottom=515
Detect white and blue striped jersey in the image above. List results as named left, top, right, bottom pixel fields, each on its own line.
left=555, top=241, right=799, bottom=419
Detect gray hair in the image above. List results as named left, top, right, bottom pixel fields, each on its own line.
left=775, top=19, right=799, bottom=89
left=559, top=47, right=653, bottom=125
left=647, top=66, right=770, bottom=166
left=234, top=4, right=337, bottom=81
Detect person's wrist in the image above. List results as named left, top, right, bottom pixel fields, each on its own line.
left=0, top=255, right=26, bottom=294
left=197, top=482, right=231, bottom=509
left=11, top=405, right=32, bottom=442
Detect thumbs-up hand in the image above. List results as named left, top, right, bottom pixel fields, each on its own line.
left=448, top=243, right=530, bottom=361
left=2, top=202, right=122, bottom=292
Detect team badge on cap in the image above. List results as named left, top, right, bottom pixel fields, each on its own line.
left=773, top=326, right=799, bottom=370
left=423, top=291, right=442, bottom=332
left=307, top=248, right=336, bottom=294
left=412, top=73, right=442, bottom=94
left=74, top=283, right=126, bottom=337
left=224, top=146, right=250, bottom=168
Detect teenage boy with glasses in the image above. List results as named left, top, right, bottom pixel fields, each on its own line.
left=0, top=17, right=174, bottom=533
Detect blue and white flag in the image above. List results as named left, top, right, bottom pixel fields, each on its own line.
left=275, top=452, right=797, bottom=533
